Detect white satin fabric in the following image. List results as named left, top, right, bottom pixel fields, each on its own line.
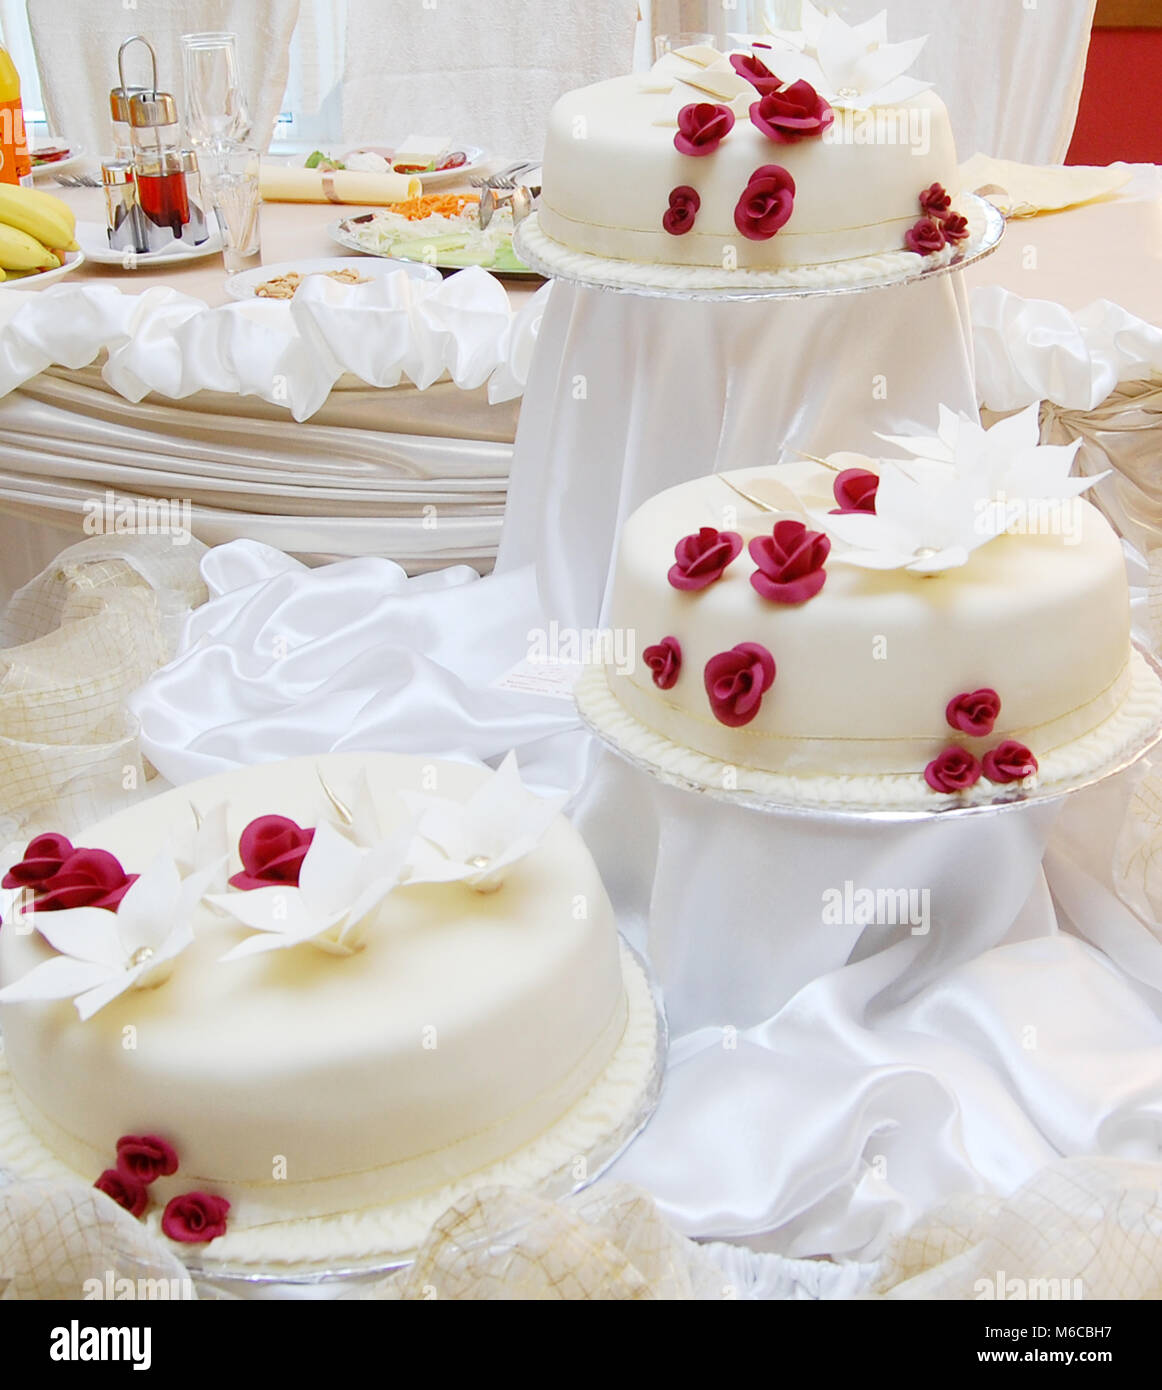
left=0, top=269, right=549, bottom=422
left=497, top=273, right=977, bottom=630
left=128, top=537, right=1162, bottom=1262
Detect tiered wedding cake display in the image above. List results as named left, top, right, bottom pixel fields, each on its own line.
left=578, top=407, right=1162, bottom=809
left=521, top=5, right=983, bottom=289
left=0, top=752, right=659, bottom=1273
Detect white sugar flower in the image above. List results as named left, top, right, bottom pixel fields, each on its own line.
left=0, top=854, right=221, bottom=1021
left=760, top=9, right=931, bottom=109
left=399, top=752, right=566, bottom=893
left=212, top=821, right=410, bottom=960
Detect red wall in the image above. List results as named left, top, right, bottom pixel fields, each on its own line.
left=1067, top=28, right=1162, bottom=165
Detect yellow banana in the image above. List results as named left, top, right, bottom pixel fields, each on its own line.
left=0, top=223, right=57, bottom=270
left=0, top=183, right=77, bottom=252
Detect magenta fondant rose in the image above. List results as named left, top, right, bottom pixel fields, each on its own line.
left=941, top=212, right=969, bottom=243
left=667, top=526, right=743, bottom=591
left=945, top=688, right=1001, bottom=738
left=229, top=815, right=316, bottom=891
left=2, top=832, right=74, bottom=891
left=730, top=50, right=782, bottom=94
left=924, top=746, right=982, bottom=794
left=982, top=740, right=1038, bottom=784
left=116, top=1134, right=179, bottom=1186
left=749, top=80, right=833, bottom=144
left=161, top=1192, right=231, bottom=1245
left=33, top=848, right=137, bottom=913
left=704, top=643, right=776, bottom=727
left=748, top=520, right=831, bottom=604
left=662, top=184, right=701, bottom=235
left=830, top=468, right=879, bottom=515
left=905, top=218, right=946, bottom=255
left=643, top=636, right=682, bottom=690
left=95, top=1168, right=149, bottom=1218
left=918, top=182, right=951, bottom=218
left=674, top=102, right=735, bottom=156
left=734, top=164, right=796, bottom=240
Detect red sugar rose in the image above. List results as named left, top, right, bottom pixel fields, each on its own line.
left=748, top=520, right=830, bottom=604
left=229, top=815, right=315, bottom=891
left=667, top=527, right=743, bottom=591
left=924, top=747, right=982, bottom=794
left=161, top=1191, right=231, bottom=1244
left=982, top=740, right=1038, bottom=784
left=2, top=832, right=73, bottom=890
left=905, top=218, right=946, bottom=255
left=941, top=212, right=970, bottom=243
left=945, top=689, right=1001, bottom=738
left=730, top=51, right=782, bottom=95
left=95, top=1168, right=149, bottom=1218
left=830, top=468, right=879, bottom=515
left=674, top=102, right=735, bottom=157
left=643, top=636, right=682, bottom=690
left=734, top=164, right=796, bottom=241
left=116, top=1134, right=179, bottom=1185
left=919, top=182, right=951, bottom=217
left=662, top=184, right=701, bottom=236
left=704, top=642, right=776, bottom=728
left=749, top=80, right=833, bottom=144
left=33, top=848, right=137, bottom=913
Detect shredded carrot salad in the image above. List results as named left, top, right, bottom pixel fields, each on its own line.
left=392, top=193, right=479, bottom=220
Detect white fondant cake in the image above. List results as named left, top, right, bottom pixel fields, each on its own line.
left=0, top=752, right=659, bottom=1271
left=588, top=411, right=1162, bottom=808
left=535, top=13, right=968, bottom=286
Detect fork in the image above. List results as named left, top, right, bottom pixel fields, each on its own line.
left=469, top=160, right=538, bottom=189
left=55, top=173, right=101, bottom=188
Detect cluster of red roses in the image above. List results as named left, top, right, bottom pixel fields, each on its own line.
left=2, top=833, right=136, bottom=919
left=663, top=53, right=836, bottom=243
left=905, top=182, right=970, bottom=256
left=925, top=691, right=1038, bottom=794
left=95, top=1134, right=231, bottom=1245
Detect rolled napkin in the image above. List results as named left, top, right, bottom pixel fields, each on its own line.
left=960, top=152, right=1132, bottom=217
left=259, top=163, right=422, bottom=205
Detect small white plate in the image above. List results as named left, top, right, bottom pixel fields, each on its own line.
left=0, top=247, right=85, bottom=289
left=225, top=254, right=442, bottom=300
left=341, top=144, right=486, bottom=187
left=75, top=215, right=225, bottom=267
left=30, top=138, right=85, bottom=181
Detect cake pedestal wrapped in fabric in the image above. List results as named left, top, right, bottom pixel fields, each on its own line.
left=498, top=261, right=978, bottom=633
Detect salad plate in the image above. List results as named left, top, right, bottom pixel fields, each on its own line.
left=329, top=194, right=538, bottom=277
left=340, top=143, right=487, bottom=187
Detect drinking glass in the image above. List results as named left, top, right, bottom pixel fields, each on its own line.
left=181, top=32, right=251, bottom=153
left=654, top=31, right=716, bottom=61
left=207, top=145, right=261, bottom=273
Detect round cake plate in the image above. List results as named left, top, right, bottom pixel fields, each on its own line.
left=512, top=191, right=1004, bottom=303
left=175, top=940, right=668, bottom=1292
left=574, top=646, right=1162, bottom=825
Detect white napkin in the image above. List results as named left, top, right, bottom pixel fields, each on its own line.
left=971, top=285, right=1162, bottom=413
left=0, top=271, right=551, bottom=422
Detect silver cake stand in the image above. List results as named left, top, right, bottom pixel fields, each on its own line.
left=574, top=647, right=1162, bottom=826
left=513, top=191, right=1004, bottom=303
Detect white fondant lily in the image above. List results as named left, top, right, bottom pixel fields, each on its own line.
left=0, top=854, right=221, bottom=1021
left=166, top=800, right=230, bottom=890
left=761, top=9, right=931, bottom=109
left=759, top=0, right=829, bottom=52
left=400, top=751, right=566, bottom=892
left=212, top=820, right=411, bottom=960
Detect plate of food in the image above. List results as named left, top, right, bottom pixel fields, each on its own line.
left=330, top=193, right=536, bottom=277
left=226, top=254, right=442, bottom=300
left=307, top=140, right=486, bottom=187
left=30, top=136, right=85, bottom=180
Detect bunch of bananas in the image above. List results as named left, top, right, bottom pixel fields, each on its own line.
left=0, top=183, right=78, bottom=281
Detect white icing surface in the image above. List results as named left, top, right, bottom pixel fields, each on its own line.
left=0, top=752, right=659, bottom=1269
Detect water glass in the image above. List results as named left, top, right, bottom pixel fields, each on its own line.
left=181, top=32, right=251, bottom=151
left=654, top=31, right=716, bottom=61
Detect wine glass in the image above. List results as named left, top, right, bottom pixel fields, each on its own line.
left=180, top=32, right=251, bottom=157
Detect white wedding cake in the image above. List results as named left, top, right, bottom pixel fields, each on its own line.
left=528, top=5, right=973, bottom=288
left=579, top=408, right=1162, bottom=808
left=0, top=752, right=658, bottom=1271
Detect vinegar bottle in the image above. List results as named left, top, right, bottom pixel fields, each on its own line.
left=0, top=45, right=31, bottom=186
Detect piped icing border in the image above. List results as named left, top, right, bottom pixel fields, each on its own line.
left=0, top=943, right=662, bottom=1275
left=577, top=649, right=1162, bottom=812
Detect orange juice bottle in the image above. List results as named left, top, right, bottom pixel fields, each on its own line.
left=0, top=46, right=31, bottom=186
